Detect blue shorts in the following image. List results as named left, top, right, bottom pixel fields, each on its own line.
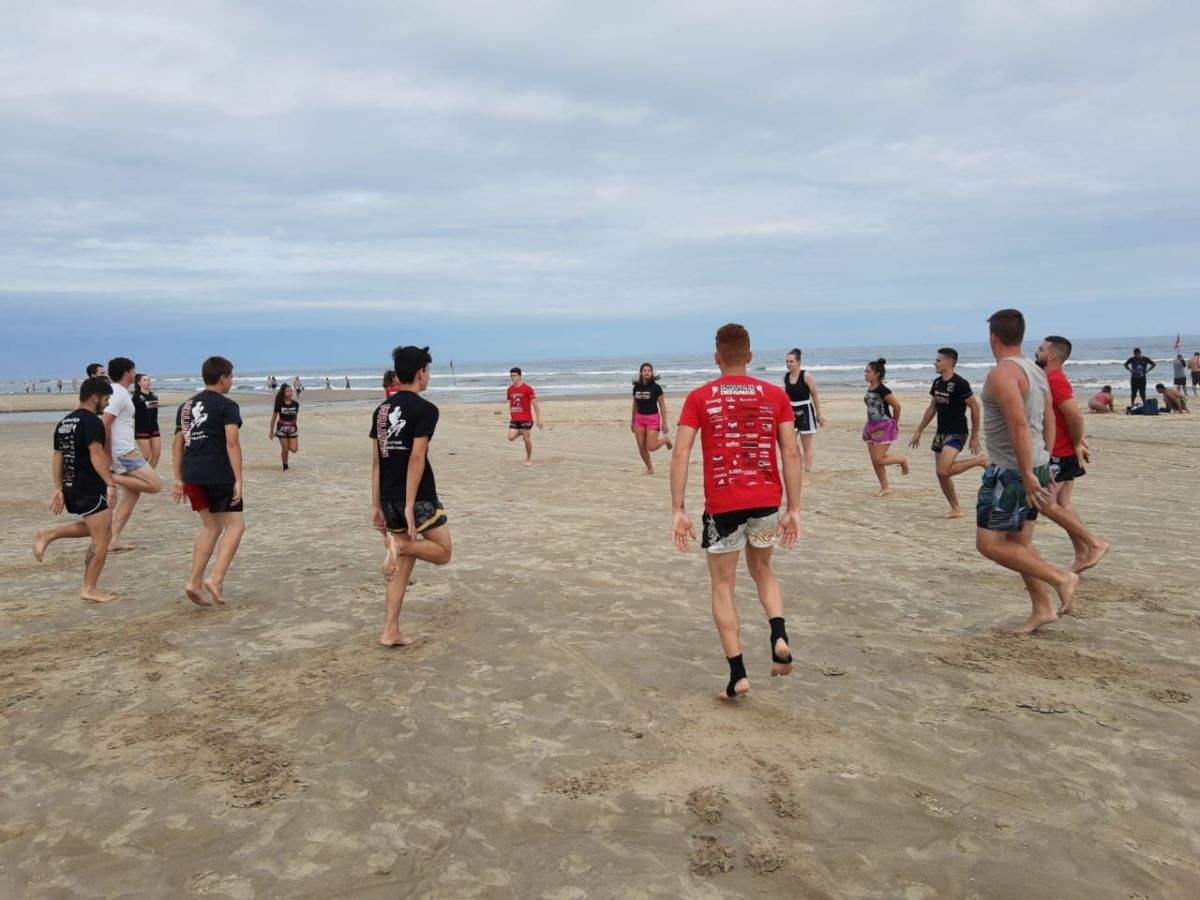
left=932, top=434, right=966, bottom=453
left=110, top=450, right=147, bottom=475
left=976, top=464, right=1049, bottom=532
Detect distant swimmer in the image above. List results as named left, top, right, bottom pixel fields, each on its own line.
left=132, top=373, right=162, bottom=468
left=269, top=382, right=300, bottom=470
left=172, top=356, right=245, bottom=607
left=862, top=358, right=908, bottom=496
left=1124, top=348, right=1155, bottom=407
left=32, top=377, right=119, bottom=603
left=1088, top=386, right=1115, bottom=413
left=1035, top=336, right=1110, bottom=576
left=506, top=367, right=543, bottom=465
left=783, top=348, right=825, bottom=486
left=370, top=345, right=452, bottom=648
left=631, top=362, right=673, bottom=474
left=102, top=357, right=163, bottom=551
left=671, top=323, right=802, bottom=701
left=975, top=310, right=1077, bottom=634
left=908, top=348, right=987, bottom=518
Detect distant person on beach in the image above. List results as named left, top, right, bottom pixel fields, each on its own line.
left=57, top=379, right=63, bottom=393
left=1156, top=383, right=1190, bottom=413
left=631, top=363, right=673, bottom=475
left=1034, top=336, right=1110, bottom=574
left=132, top=373, right=162, bottom=467
left=1124, top=348, right=1155, bottom=406
left=383, top=370, right=400, bottom=397
left=1088, top=386, right=1115, bottom=413
left=908, top=348, right=988, bottom=518
left=71, top=377, right=77, bottom=392
left=783, top=348, right=825, bottom=485
left=325, top=377, right=332, bottom=390
left=103, top=357, right=162, bottom=551
left=345, top=375, right=351, bottom=390
left=1189, top=352, right=1200, bottom=397
left=671, top=323, right=802, bottom=701
left=370, top=345, right=452, bottom=648
left=293, top=375, right=304, bottom=395
left=171, top=356, right=245, bottom=607
left=975, top=309, right=1077, bottom=634
left=268, top=383, right=300, bottom=469
left=862, top=358, right=908, bottom=496
left=1171, top=353, right=1187, bottom=392
left=506, top=367, right=543, bottom=465
left=32, top=377, right=118, bottom=603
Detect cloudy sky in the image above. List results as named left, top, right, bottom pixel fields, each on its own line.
left=3, top=1, right=1198, bottom=374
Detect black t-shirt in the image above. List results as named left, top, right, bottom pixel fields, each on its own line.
left=930, top=374, right=973, bottom=434
left=175, top=390, right=243, bottom=484
left=274, top=400, right=299, bottom=425
left=133, top=391, right=159, bottom=433
left=632, top=380, right=664, bottom=415
left=864, top=385, right=893, bottom=422
left=54, top=408, right=107, bottom=496
left=369, top=392, right=439, bottom=502
left=1126, top=356, right=1154, bottom=378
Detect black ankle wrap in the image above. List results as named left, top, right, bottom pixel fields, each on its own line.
left=769, top=617, right=792, bottom=664
left=725, top=654, right=747, bottom=697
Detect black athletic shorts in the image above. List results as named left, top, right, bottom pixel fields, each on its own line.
left=508, top=420, right=533, bottom=431
left=700, top=505, right=780, bottom=552
left=64, top=490, right=110, bottom=517
left=1175, top=377, right=1187, bottom=388
left=183, top=483, right=244, bottom=514
left=1193, top=372, right=1200, bottom=386
left=381, top=498, right=447, bottom=534
left=1049, top=454, right=1086, bottom=483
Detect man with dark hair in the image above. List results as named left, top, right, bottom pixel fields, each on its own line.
left=1189, top=352, right=1200, bottom=397
left=102, top=356, right=162, bottom=550
left=86, top=363, right=105, bottom=379
left=172, top=356, right=244, bottom=606
left=1171, top=353, right=1187, bottom=392
left=976, top=310, right=1078, bottom=634
left=32, top=377, right=119, bottom=603
left=1124, top=348, right=1155, bottom=406
left=671, top=323, right=803, bottom=700
left=1034, top=336, right=1110, bottom=575
left=908, top=347, right=987, bottom=517
left=1156, top=383, right=1190, bottom=413
left=371, top=345, right=452, bottom=647
left=506, top=366, right=543, bottom=465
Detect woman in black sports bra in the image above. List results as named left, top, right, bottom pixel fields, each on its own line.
left=783, top=348, right=825, bottom=485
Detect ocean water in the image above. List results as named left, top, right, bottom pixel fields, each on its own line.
left=4, top=336, right=1193, bottom=403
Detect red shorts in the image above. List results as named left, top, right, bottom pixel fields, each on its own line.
left=183, top=483, right=243, bottom=513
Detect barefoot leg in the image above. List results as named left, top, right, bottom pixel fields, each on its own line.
left=80, top=510, right=115, bottom=603
left=33, top=521, right=89, bottom=561
left=203, top=512, right=244, bottom=606
left=186, top=510, right=221, bottom=605
left=380, top=554, right=417, bottom=646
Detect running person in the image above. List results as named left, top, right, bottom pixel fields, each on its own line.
left=783, top=348, right=825, bottom=485
left=132, top=373, right=162, bottom=468
left=268, top=383, right=300, bottom=470
left=1189, top=352, right=1200, bottom=397
left=102, top=357, right=163, bottom=550
left=671, top=323, right=803, bottom=701
left=1124, top=348, right=1155, bottom=406
left=506, top=367, right=543, bottom=464
left=172, top=356, right=245, bottom=607
left=908, top=348, right=988, bottom=517
left=862, top=358, right=909, bottom=496
left=32, top=377, right=119, bottom=603
left=631, top=363, right=673, bottom=474
left=370, top=345, right=452, bottom=648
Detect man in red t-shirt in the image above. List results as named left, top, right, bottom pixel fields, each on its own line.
left=506, top=367, right=543, bottom=465
left=1034, top=336, right=1109, bottom=578
left=671, top=323, right=803, bottom=700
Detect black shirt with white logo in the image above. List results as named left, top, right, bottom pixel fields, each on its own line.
left=274, top=400, right=299, bottom=426
left=369, top=392, right=439, bottom=502
left=1125, top=356, right=1154, bottom=378
left=175, top=390, right=243, bottom=484
left=133, top=390, right=159, bottom=433
left=632, top=380, right=664, bottom=415
left=930, top=374, right=973, bottom=434
left=54, top=408, right=107, bottom=496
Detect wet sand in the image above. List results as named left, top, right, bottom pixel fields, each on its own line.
left=2, top=391, right=1198, bottom=898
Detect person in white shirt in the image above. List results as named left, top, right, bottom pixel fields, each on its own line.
left=101, top=357, right=162, bottom=550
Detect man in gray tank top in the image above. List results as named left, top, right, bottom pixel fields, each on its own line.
left=975, top=309, right=1079, bottom=635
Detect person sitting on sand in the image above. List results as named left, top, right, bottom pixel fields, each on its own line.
left=862, top=358, right=908, bottom=496
left=371, top=345, right=452, bottom=648
left=975, top=309, right=1078, bottom=635
left=1088, top=386, right=1115, bottom=413
left=171, top=356, right=245, bottom=607
left=1156, top=383, right=1190, bottom=413
left=670, top=323, right=802, bottom=701
left=33, top=376, right=119, bottom=603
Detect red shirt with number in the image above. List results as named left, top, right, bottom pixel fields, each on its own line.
left=678, top=375, right=793, bottom=514
left=1046, top=369, right=1076, bottom=458
left=507, top=383, right=536, bottom=422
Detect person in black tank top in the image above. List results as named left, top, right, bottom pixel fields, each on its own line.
left=269, top=383, right=300, bottom=470
left=783, top=349, right=825, bottom=485
left=132, top=374, right=162, bottom=467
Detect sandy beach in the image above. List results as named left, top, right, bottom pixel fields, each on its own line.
left=2, top=390, right=1198, bottom=898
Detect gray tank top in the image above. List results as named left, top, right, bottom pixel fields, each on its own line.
left=982, top=355, right=1050, bottom=471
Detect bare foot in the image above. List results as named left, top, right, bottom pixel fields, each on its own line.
left=32, top=529, right=49, bottom=562
left=664, top=438, right=674, bottom=450
left=379, top=632, right=416, bottom=647
left=900, top=458, right=910, bottom=475
left=976, top=454, right=990, bottom=469
left=185, top=583, right=211, bottom=607
left=1056, top=571, right=1081, bottom=616
left=203, top=577, right=227, bottom=607
left=109, top=542, right=135, bottom=553
left=524, top=460, right=533, bottom=467
left=943, top=508, right=964, bottom=519
left=875, top=488, right=890, bottom=497
left=381, top=533, right=399, bottom=581
left=801, top=474, right=813, bottom=487
left=1012, top=609, right=1059, bottom=634
left=718, top=677, right=750, bottom=701
left=80, top=587, right=117, bottom=603
left=643, top=468, right=654, bottom=476
left=770, top=637, right=793, bottom=677
left=1071, top=541, right=1110, bottom=575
